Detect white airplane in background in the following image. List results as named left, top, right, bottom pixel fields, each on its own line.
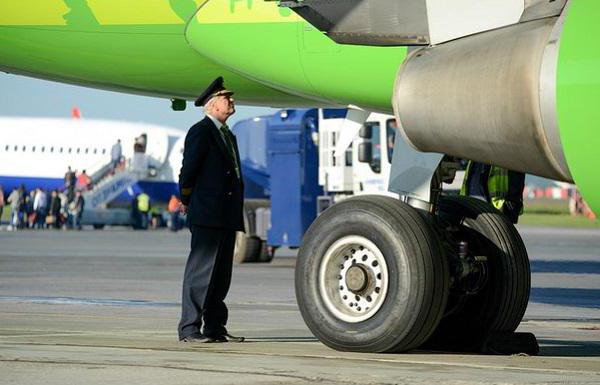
left=0, top=117, right=185, bottom=205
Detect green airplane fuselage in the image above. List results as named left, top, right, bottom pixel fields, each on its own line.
left=0, top=0, right=598, bottom=215
left=0, top=0, right=405, bottom=110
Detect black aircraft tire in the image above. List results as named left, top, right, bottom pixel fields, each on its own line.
left=233, top=233, right=261, bottom=264
left=295, top=195, right=449, bottom=353
left=427, top=196, right=530, bottom=351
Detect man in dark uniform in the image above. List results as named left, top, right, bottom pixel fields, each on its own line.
left=178, top=77, right=245, bottom=343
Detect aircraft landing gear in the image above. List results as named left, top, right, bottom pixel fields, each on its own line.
left=295, top=135, right=534, bottom=353
left=295, top=194, right=533, bottom=353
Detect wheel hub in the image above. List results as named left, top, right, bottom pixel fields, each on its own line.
left=345, top=265, right=368, bottom=292
left=318, top=236, right=389, bottom=323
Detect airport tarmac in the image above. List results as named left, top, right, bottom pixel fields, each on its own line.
left=0, top=226, right=598, bottom=384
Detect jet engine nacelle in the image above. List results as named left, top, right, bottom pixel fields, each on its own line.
left=393, top=16, right=572, bottom=182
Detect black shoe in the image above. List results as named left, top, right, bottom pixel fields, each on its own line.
left=180, top=334, right=215, bottom=343
left=214, top=333, right=245, bottom=343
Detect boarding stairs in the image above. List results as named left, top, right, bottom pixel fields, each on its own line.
left=83, top=154, right=151, bottom=210
left=78, top=155, right=149, bottom=227
left=84, top=168, right=142, bottom=210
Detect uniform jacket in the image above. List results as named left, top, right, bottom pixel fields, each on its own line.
left=179, top=116, right=244, bottom=231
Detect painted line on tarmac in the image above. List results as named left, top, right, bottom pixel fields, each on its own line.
left=0, top=333, right=81, bottom=339
left=0, top=296, right=297, bottom=309
left=0, top=296, right=178, bottom=308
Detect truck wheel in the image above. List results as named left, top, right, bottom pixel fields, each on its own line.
left=296, top=195, right=449, bottom=352
left=257, top=241, right=274, bottom=263
left=427, top=196, right=530, bottom=351
left=233, top=232, right=261, bottom=264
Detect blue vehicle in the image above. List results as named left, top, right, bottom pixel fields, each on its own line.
left=232, top=109, right=331, bottom=262
left=232, top=109, right=463, bottom=263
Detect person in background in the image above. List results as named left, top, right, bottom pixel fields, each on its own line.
left=33, top=188, right=48, bottom=229
left=130, top=196, right=140, bottom=229
left=48, top=190, right=62, bottom=229
left=69, top=191, right=85, bottom=230
left=460, top=161, right=525, bottom=224
left=59, top=190, right=69, bottom=229
left=150, top=206, right=161, bottom=229
left=19, top=185, right=27, bottom=229
left=45, top=188, right=52, bottom=220
left=7, top=187, right=22, bottom=231
left=64, top=166, right=76, bottom=201
left=77, top=170, right=92, bottom=191
left=111, top=139, right=122, bottom=171
left=136, top=192, right=150, bottom=230
left=25, top=190, right=35, bottom=229
left=0, top=185, right=5, bottom=227
left=168, top=194, right=182, bottom=232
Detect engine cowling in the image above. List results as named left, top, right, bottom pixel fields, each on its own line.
left=393, top=16, right=571, bottom=182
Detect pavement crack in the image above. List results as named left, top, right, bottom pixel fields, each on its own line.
left=5, top=341, right=599, bottom=377
left=0, top=358, right=347, bottom=383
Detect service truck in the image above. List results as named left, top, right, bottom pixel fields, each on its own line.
left=232, top=108, right=463, bottom=263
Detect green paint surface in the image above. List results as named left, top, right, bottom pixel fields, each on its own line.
left=185, top=20, right=405, bottom=112
left=0, top=1, right=313, bottom=106
left=557, top=1, right=600, bottom=215
left=0, top=0, right=405, bottom=110
left=0, top=23, right=310, bottom=105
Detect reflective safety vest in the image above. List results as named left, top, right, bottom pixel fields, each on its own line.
left=137, top=193, right=150, bottom=212
left=460, top=162, right=509, bottom=211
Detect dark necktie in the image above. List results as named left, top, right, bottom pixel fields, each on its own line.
left=219, top=124, right=240, bottom=179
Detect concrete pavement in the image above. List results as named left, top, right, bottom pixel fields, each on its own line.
left=0, top=227, right=598, bottom=384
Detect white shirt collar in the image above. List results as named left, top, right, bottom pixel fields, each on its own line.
left=206, top=114, right=226, bottom=130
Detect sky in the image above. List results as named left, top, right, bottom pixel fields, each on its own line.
left=0, top=73, right=278, bottom=130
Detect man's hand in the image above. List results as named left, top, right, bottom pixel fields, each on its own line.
left=180, top=204, right=188, bottom=214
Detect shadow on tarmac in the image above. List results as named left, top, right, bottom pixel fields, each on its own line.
left=246, top=336, right=319, bottom=343
left=530, top=288, right=600, bottom=309
left=530, top=260, right=600, bottom=274
left=539, top=339, right=600, bottom=357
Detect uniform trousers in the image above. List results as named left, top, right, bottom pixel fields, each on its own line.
left=178, top=226, right=236, bottom=340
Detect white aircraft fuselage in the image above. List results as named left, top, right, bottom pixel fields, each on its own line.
left=0, top=117, right=184, bottom=203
